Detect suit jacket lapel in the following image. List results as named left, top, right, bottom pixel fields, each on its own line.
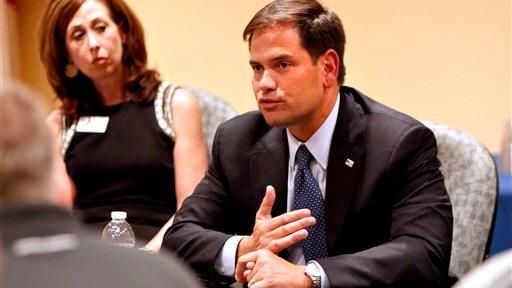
left=249, top=127, right=289, bottom=217
left=325, top=88, right=366, bottom=248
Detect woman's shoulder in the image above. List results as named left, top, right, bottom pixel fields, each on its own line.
left=170, top=87, right=199, bottom=110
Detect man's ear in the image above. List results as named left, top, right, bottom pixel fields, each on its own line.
left=321, top=49, right=340, bottom=88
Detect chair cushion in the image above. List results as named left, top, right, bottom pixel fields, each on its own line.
left=423, top=121, right=498, bottom=279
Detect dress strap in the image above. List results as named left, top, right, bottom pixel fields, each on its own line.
left=154, top=81, right=177, bottom=140
left=61, top=116, right=77, bottom=155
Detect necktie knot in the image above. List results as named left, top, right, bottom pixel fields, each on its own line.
left=296, top=145, right=312, bottom=168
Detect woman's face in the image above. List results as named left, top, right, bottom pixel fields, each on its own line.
left=65, top=0, right=125, bottom=82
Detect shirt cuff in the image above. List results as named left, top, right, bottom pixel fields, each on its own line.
left=310, top=260, right=331, bottom=288
left=214, top=235, right=245, bottom=276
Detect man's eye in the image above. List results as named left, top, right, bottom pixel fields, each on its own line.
left=252, top=65, right=263, bottom=72
left=278, top=62, right=291, bottom=69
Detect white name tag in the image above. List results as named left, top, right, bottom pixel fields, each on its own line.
left=76, top=116, right=109, bottom=133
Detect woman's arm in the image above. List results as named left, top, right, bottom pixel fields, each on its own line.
left=145, top=88, right=208, bottom=251
left=46, top=110, right=75, bottom=209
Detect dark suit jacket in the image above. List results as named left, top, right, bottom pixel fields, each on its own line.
left=164, top=86, right=453, bottom=287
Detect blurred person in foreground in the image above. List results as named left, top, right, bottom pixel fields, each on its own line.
left=164, top=0, right=453, bottom=287
left=0, top=82, right=203, bottom=288
left=39, top=0, right=208, bottom=251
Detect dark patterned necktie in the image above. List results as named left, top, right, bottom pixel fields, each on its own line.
left=293, top=145, right=328, bottom=262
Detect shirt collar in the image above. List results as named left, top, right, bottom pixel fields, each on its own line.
left=287, top=93, right=340, bottom=170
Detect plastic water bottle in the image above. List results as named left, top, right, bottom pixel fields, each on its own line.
left=101, top=211, right=136, bottom=248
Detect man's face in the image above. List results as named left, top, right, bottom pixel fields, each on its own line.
left=249, top=23, right=329, bottom=139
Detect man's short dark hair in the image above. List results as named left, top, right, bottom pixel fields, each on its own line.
left=243, top=0, right=346, bottom=84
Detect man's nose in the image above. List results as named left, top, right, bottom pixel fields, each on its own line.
left=259, top=70, right=276, bottom=93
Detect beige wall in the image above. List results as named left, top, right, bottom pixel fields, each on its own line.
left=16, top=0, right=55, bottom=106
left=1, top=0, right=19, bottom=82
left=15, top=0, right=512, bottom=153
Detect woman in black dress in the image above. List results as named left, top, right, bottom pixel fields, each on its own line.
left=40, top=0, right=208, bottom=251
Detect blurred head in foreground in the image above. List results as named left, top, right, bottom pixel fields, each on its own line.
left=1, top=82, right=72, bottom=207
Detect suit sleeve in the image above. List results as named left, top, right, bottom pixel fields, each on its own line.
left=318, top=125, right=453, bottom=287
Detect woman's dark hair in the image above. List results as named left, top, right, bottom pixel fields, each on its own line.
left=39, top=0, right=160, bottom=121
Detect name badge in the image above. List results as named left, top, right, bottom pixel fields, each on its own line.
left=76, top=116, right=109, bottom=133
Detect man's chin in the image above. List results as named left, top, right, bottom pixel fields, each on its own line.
left=262, top=115, right=290, bottom=128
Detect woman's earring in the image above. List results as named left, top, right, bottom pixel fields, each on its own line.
left=65, top=63, right=78, bottom=78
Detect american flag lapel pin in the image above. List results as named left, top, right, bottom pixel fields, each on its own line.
left=345, top=158, right=354, bottom=168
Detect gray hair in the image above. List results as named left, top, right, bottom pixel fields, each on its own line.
left=1, top=82, right=54, bottom=203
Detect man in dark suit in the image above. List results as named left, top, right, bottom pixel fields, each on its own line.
left=1, top=82, right=202, bottom=288
left=164, top=0, right=453, bottom=287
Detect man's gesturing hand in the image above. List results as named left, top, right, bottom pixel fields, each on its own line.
left=235, top=185, right=316, bottom=282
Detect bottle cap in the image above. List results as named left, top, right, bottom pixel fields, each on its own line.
left=111, top=211, right=127, bottom=220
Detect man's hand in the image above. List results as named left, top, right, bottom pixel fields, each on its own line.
left=239, top=249, right=312, bottom=288
left=235, top=185, right=316, bottom=281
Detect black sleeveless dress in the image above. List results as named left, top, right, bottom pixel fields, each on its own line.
left=65, top=100, right=176, bottom=243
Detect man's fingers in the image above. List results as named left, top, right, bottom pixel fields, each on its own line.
left=246, top=261, right=255, bottom=270
left=243, top=269, right=252, bottom=278
left=248, top=277, right=264, bottom=288
left=262, top=215, right=315, bottom=253
left=262, top=208, right=312, bottom=233
left=245, top=250, right=269, bottom=285
left=238, top=249, right=260, bottom=265
left=236, top=250, right=259, bottom=282
left=249, top=279, right=266, bottom=288
left=266, top=228, right=309, bottom=253
left=270, top=216, right=315, bottom=238
left=255, top=185, right=276, bottom=220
